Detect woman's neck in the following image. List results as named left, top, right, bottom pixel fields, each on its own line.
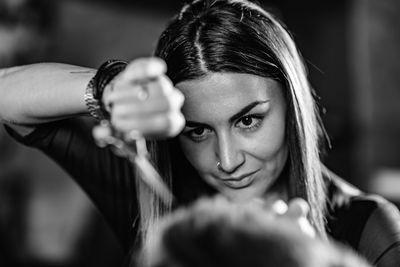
left=263, top=160, right=290, bottom=203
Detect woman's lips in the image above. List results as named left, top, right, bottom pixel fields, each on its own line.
left=219, top=170, right=258, bottom=189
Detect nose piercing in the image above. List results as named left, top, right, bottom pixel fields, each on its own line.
left=217, top=161, right=222, bottom=170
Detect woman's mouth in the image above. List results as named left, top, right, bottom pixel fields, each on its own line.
left=219, top=170, right=258, bottom=189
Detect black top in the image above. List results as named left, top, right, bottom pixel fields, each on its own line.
left=326, top=173, right=400, bottom=267
left=5, top=117, right=400, bottom=266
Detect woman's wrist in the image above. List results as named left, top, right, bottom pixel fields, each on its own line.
left=84, top=59, right=127, bottom=120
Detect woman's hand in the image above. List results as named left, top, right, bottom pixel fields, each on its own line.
left=250, top=197, right=316, bottom=238
left=103, top=57, right=185, bottom=139
left=279, top=198, right=316, bottom=238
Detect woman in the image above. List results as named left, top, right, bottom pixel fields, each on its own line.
left=1, top=0, right=399, bottom=266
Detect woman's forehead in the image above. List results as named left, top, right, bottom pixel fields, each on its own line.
left=175, top=73, right=283, bottom=122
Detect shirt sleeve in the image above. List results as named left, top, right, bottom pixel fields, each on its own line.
left=4, top=118, right=139, bottom=251
left=357, top=195, right=400, bottom=267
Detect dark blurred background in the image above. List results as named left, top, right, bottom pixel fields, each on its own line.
left=0, top=0, right=399, bottom=266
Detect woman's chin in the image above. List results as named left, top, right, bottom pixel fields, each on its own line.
left=219, top=186, right=265, bottom=204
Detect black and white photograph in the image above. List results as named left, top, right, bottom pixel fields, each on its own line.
left=1, top=0, right=400, bottom=266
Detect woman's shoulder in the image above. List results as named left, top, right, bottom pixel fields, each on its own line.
left=323, top=166, right=398, bottom=218
left=324, top=167, right=400, bottom=266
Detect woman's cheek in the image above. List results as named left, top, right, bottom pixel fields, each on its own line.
left=248, top=124, right=286, bottom=161
left=178, top=138, right=211, bottom=173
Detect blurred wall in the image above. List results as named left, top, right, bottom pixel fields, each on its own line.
left=272, top=0, right=400, bottom=204
left=46, top=0, right=173, bottom=66
left=274, top=0, right=354, bottom=180
left=349, top=0, right=400, bottom=202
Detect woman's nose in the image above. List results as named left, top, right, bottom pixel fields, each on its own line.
left=216, top=133, right=245, bottom=174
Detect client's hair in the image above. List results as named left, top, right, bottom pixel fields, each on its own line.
left=140, top=196, right=371, bottom=267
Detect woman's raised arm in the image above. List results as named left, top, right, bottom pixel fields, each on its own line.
left=0, top=63, right=93, bottom=127
left=0, top=58, right=185, bottom=138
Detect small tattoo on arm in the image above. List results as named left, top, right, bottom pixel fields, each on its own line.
left=69, top=70, right=96, bottom=74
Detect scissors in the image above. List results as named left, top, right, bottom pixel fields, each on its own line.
left=92, top=111, right=176, bottom=206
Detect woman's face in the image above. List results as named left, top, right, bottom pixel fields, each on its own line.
left=176, top=72, right=288, bottom=202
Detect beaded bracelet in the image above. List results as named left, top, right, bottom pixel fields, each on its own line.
left=84, top=59, right=127, bottom=120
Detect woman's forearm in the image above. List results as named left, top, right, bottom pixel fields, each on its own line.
left=0, top=63, right=94, bottom=125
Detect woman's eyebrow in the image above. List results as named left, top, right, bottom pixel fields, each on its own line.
left=185, top=100, right=269, bottom=128
left=185, top=121, right=209, bottom=128
left=229, top=100, right=269, bottom=123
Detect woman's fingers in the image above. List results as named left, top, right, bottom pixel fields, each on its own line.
left=286, top=198, right=316, bottom=238
left=103, top=57, right=185, bottom=138
left=116, top=57, right=167, bottom=84
left=111, top=109, right=185, bottom=138
left=253, top=197, right=316, bottom=238
left=108, top=85, right=184, bottom=117
left=286, top=198, right=309, bottom=219
left=110, top=74, right=174, bottom=99
left=109, top=88, right=185, bottom=137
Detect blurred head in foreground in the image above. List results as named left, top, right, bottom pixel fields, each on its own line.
left=140, top=197, right=371, bottom=267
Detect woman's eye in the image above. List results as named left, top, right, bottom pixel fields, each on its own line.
left=183, top=127, right=212, bottom=142
left=236, top=115, right=263, bottom=130
left=241, top=116, right=253, bottom=126
left=193, top=128, right=205, bottom=135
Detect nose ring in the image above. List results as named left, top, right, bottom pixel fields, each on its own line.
left=217, top=161, right=222, bottom=170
